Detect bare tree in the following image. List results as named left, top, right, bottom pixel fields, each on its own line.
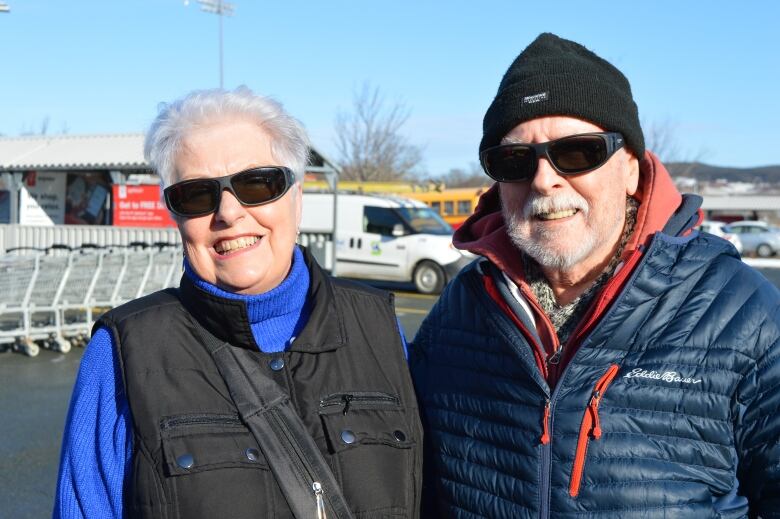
left=644, top=118, right=682, bottom=164
left=437, top=163, right=492, bottom=188
left=19, top=116, right=53, bottom=136
left=644, top=118, right=709, bottom=164
left=643, top=118, right=707, bottom=179
left=335, top=83, right=423, bottom=181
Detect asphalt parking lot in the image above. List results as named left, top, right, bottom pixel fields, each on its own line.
left=2, top=266, right=780, bottom=518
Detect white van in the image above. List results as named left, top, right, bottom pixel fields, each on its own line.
left=301, top=192, right=471, bottom=293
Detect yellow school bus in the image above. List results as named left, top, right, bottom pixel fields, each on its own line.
left=406, top=187, right=488, bottom=229
left=302, top=177, right=489, bottom=230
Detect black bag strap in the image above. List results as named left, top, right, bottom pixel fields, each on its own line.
left=193, top=322, right=354, bottom=519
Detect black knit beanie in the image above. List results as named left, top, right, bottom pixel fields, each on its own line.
left=480, top=33, right=645, bottom=158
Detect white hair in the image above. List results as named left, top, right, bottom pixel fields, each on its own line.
left=144, top=86, right=310, bottom=187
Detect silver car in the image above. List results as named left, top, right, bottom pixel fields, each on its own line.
left=698, top=220, right=743, bottom=254
left=723, top=221, right=780, bottom=257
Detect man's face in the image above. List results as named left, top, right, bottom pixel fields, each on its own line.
left=499, top=116, right=639, bottom=271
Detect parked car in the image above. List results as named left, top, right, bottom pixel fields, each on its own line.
left=301, top=192, right=471, bottom=294
left=698, top=220, right=743, bottom=254
left=723, top=221, right=780, bottom=257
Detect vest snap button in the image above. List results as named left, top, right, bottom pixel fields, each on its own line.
left=269, top=358, right=285, bottom=371
left=393, top=430, right=406, bottom=442
left=341, top=429, right=356, bottom=444
left=245, top=448, right=260, bottom=462
left=176, top=453, right=195, bottom=470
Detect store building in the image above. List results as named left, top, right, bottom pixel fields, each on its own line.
left=0, top=133, right=339, bottom=227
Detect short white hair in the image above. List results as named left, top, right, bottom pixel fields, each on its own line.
left=144, top=86, right=310, bottom=187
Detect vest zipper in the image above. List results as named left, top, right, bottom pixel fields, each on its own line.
left=569, top=364, right=620, bottom=498
left=319, top=392, right=399, bottom=415
left=266, top=409, right=335, bottom=517
left=313, top=481, right=327, bottom=519
left=159, top=413, right=243, bottom=430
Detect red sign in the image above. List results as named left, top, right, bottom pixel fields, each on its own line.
left=112, top=185, right=176, bottom=228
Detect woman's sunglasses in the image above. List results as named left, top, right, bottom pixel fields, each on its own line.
left=480, top=132, right=625, bottom=183
left=164, top=166, right=296, bottom=217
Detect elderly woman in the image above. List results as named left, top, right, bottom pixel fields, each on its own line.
left=54, top=87, right=422, bottom=518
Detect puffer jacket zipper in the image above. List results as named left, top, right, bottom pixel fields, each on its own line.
left=569, top=364, right=621, bottom=498
left=540, top=399, right=551, bottom=445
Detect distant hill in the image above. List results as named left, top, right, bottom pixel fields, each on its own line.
left=666, top=162, right=780, bottom=183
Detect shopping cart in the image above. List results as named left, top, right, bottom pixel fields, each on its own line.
left=23, top=245, right=73, bottom=354
left=1, top=242, right=183, bottom=357
left=0, top=252, right=41, bottom=356
left=57, top=246, right=103, bottom=348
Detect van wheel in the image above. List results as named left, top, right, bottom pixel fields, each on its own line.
left=757, top=243, right=774, bottom=257
left=414, top=261, right=445, bottom=295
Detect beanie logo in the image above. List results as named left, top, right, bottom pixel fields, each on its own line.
left=522, top=92, right=548, bottom=104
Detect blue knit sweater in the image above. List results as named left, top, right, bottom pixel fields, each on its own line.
left=54, top=248, right=316, bottom=518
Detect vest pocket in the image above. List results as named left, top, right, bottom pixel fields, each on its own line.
left=160, top=413, right=270, bottom=475
left=319, top=393, right=415, bottom=517
left=159, top=413, right=274, bottom=519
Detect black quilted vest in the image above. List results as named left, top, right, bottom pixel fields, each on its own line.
left=97, top=248, right=422, bottom=519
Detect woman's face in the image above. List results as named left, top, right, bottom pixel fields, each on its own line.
left=172, top=118, right=302, bottom=295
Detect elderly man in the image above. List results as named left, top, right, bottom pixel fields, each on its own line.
left=410, top=33, right=780, bottom=518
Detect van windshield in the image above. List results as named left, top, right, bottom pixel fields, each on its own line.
left=396, top=207, right=453, bottom=235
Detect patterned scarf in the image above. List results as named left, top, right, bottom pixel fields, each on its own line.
left=524, top=197, right=639, bottom=346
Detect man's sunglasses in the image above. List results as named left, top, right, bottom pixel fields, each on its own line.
left=164, top=166, right=296, bottom=217
left=480, top=132, right=625, bottom=183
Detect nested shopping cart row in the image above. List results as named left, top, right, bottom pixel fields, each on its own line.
left=0, top=244, right=182, bottom=357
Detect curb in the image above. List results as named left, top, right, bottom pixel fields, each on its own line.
left=743, top=258, right=780, bottom=269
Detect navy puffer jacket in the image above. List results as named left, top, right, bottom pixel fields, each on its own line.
left=411, top=229, right=780, bottom=518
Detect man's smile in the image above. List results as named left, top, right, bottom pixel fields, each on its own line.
left=536, top=208, right=579, bottom=221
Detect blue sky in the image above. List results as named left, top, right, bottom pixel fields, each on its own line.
left=2, top=1, right=779, bottom=175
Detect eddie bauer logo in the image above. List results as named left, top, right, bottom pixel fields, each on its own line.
left=623, top=368, right=702, bottom=385
left=522, top=92, right=548, bottom=104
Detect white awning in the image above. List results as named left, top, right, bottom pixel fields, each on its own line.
left=0, top=134, right=147, bottom=171
left=0, top=133, right=341, bottom=174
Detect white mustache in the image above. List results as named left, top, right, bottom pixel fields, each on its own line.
left=522, top=192, right=589, bottom=219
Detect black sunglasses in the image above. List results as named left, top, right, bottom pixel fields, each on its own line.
left=164, top=166, right=296, bottom=217
left=480, top=132, right=625, bottom=183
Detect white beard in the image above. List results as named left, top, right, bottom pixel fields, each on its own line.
left=502, top=191, right=624, bottom=271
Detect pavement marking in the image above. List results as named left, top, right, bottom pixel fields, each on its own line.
left=743, top=258, right=780, bottom=268
left=393, top=292, right=438, bottom=300
left=395, top=307, right=431, bottom=315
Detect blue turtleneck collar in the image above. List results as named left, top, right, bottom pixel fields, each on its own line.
left=183, top=246, right=311, bottom=353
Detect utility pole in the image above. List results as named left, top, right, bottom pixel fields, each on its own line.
left=194, top=0, right=235, bottom=89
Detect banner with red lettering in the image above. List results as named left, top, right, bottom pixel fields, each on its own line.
left=112, top=185, right=176, bottom=228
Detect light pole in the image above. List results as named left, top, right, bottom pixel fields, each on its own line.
left=195, top=0, right=235, bottom=89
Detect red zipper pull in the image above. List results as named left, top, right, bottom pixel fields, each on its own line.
left=589, top=392, right=603, bottom=439
left=541, top=399, right=551, bottom=445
